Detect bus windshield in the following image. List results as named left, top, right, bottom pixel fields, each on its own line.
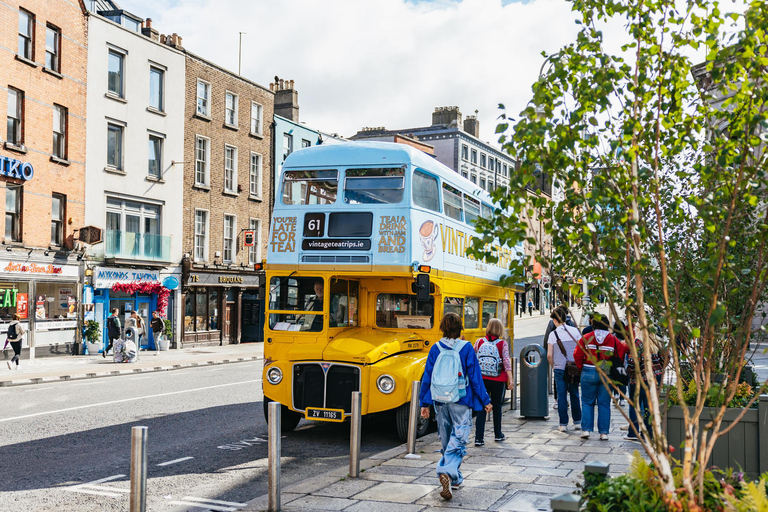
left=344, top=168, right=405, bottom=204
left=376, top=294, right=434, bottom=329
left=282, top=170, right=338, bottom=205
left=269, top=276, right=324, bottom=331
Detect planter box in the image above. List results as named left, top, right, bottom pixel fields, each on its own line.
left=662, top=395, right=768, bottom=479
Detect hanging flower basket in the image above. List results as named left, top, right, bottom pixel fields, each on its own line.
left=111, top=282, right=170, bottom=316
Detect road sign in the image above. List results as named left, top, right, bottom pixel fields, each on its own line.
left=244, top=230, right=255, bottom=247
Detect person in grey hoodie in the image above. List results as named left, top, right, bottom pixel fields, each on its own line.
left=6, top=314, right=25, bottom=370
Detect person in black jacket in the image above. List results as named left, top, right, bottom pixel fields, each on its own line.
left=104, top=308, right=121, bottom=358
left=150, top=311, right=164, bottom=354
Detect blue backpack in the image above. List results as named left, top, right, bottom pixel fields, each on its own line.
left=430, top=340, right=468, bottom=403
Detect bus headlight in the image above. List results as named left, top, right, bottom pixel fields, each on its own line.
left=266, top=366, right=283, bottom=385
left=377, top=375, right=395, bottom=394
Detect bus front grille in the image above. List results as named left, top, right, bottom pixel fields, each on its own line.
left=292, top=363, right=361, bottom=414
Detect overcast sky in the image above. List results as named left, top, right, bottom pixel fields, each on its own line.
left=119, top=0, right=720, bottom=145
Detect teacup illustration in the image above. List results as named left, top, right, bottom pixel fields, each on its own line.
left=419, top=220, right=439, bottom=262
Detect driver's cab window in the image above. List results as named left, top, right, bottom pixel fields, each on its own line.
left=269, top=276, right=324, bottom=331
left=464, top=297, right=479, bottom=329
left=329, top=278, right=359, bottom=328
left=376, top=294, right=434, bottom=329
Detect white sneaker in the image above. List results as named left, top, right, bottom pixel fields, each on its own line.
left=558, top=425, right=567, bottom=433
left=620, top=424, right=630, bottom=431
left=600, top=434, right=609, bottom=441
left=580, top=431, right=590, bottom=439
left=573, top=424, right=581, bottom=431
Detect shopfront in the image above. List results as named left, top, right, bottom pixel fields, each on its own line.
left=91, top=266, right=176, bottom=350
left=182, top=270, right=262, bottom=346
left=0, top=257, right=81, bottom=357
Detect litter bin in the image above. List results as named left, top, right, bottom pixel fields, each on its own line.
left=519, top=344, right=549, bottom=418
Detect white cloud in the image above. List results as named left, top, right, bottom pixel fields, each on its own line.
left=119, top=0, right=654, bottom=144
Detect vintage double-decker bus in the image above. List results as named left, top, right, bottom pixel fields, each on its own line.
left=263, top=141, right=521, bottom=440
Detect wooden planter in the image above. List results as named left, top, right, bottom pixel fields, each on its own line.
left=662, top=394, right=768, bottom=479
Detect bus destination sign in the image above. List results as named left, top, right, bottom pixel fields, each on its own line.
left=302, top=239, right=371, bottom=251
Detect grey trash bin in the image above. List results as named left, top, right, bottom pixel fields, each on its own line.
left=519, top=344, right=549, bottom=418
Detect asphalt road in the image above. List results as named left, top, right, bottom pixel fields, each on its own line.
left=0, top=361, right=404, bottom=512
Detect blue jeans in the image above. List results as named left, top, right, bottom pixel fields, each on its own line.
left=580, top=366, right=611, bottom=434
left=435, top=402, right=472, bottom=486
left=629, top=374, right=662, bottom=438
left=554, top=369, right=581, bottom=427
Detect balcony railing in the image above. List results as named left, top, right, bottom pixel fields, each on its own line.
left=104, top=229, right=170, bottom=262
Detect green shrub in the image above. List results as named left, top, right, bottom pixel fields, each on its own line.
left=83, top=320, right=101, bottom=344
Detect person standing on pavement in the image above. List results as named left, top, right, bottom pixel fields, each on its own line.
left=104, top=308, right=121, bottom=358
left=574, top=313, right=628, bottom=440
left=150, top=311, right=164, bottom=355
left=420, top=312, right=491, bottom=501
left=527, top=299, right=533, bottom=316
left=6, top=314, right=25, bottom=370
left=129, top=311, right=145, bottom=350
left=547, top=308, right=582, bottom=432
left=473, top=318, right=513, bottom=446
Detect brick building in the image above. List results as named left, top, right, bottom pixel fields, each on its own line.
left=0, top=0, right=88, bottom=357
left=180, top=52, right=274, bottom=345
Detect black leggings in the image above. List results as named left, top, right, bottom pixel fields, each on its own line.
left=105, top=336, right=119, bottom=354
left=10, top=341, right=21, bottom=365
left=475, top=379, right=506, bottom=441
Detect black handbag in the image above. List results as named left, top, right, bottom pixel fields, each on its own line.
left=553, top=330, right=581, bottom=385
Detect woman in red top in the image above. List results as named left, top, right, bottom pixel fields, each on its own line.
left=473, top=318, right=513, bottom=446
left=573, top=313, right=628, bottom=440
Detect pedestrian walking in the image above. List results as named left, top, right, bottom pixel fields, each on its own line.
left=543, top=305, right=577, bottom=404
left=574, top=313, right=628, bottom=440
left=527, top=299, right=533, bottom=316
left=419, top=312, right=491, bottom=501
left=473, top=318, right=513, bottom=446
left=625, top=335, right=664, bottom=441
left=103, top=308, right=121, bottom=358
left=5, top=314, right=25, bottom=370
left=546, top=308, right=582, bottom=432
left=150, top=311, right=164, bottom=355
left=128, top=311, right=145, bottom=349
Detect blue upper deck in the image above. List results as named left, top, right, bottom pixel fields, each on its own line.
left=268, top=142, right=519, bottom=281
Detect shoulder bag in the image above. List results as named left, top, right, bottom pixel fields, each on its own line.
left=607, top=334, right=629, bottom=386
left=553, top=329, right=581, bottom=385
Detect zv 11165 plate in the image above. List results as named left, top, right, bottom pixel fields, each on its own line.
left=305, top=407, right=345, bottom=422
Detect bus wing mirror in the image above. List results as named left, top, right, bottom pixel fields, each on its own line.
left=415, top=273, right=430, bottom=302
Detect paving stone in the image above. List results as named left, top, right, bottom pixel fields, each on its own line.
left=364, top=465, right=432, bottom=477
left=534, top=475, right=580, bottom=488
left=382, top=458, right=434, bottom=468
left=344, top=501, right=425, bottom=512
left=353, top=482, right=434, bottom=503
left=495, top=448, right=535, bottom=458
left=411, top=476, right=508, bottom=489
left=283, top=476, right=340, bottom=494
left=416, top=487, right=507, bottom=509
left=476, top=465, right=527, bottom=476
left=361, top=472, right=419, bottom=483
left=470, top=471, right=537, bottom=484
left=518, top=466, right=572, bottom=477
left=279, top=495, right=356, bottom=511
left=463, top=455, right=514, bottom=466
left=511, top=459, right=562, bottom=468
left=313, top=478, right=378, bottom=498
left=504, top=482, right=575, bottom=495
left=369, top=446, right=408, bottom=460
left=496, top=490, right=555, bottom=511
left=526, top=451, right=586, bottom=462
left=567, top=445, right=612, bottom=453
left=544, top=438, right=586, bottom=446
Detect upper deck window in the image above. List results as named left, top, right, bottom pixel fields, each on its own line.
left=443, top=183, right=463, bottom=222
left=464, top=195, right=480, bottom=225
left=282, top=170, right=338, bottom=205
left=413, top=170, right=439, bottom=212
left=481, top=203, right=494, bottom=220
left=344, top=168, right=404, bottom=204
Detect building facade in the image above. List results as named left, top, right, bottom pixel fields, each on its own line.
left=180, top=52, right=273, bottom=346
left=0, top=0, right=89, bottom=357
left=83, top=4, right=186, bottom=349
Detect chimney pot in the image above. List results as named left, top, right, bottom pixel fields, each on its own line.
left=145, top=18, right=152, bottom=28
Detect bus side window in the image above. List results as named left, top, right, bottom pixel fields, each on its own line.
left=412, top=170, right=439, bottom=212
left=464, top=297, right=479, bottom=329
left=482, top=300, right=497, bottom=328
left=443, top=297, right=464, bottom=319
left=443, top=183, right=463, bottom=222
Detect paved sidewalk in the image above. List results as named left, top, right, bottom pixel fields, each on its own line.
left=0, top=343, right=263, bottom=387
left=244, top=403, right=640, bottom=512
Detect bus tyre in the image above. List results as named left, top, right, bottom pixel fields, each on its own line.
left=395, top=402, right=430, bottom=442
left=263, top=398, right=302, bottom=432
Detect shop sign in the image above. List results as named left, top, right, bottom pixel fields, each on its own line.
left=2, top=261, right=78, bottom=277
left=162, top=276, right=179, bottom=290
left=0, top=156, right=34, bottom=181
left=187, top=272, right=261, bottom=287
left=93, top=266, right=160, bottom=288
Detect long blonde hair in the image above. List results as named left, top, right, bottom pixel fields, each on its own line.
left=485, top=318, right=504, bottom=339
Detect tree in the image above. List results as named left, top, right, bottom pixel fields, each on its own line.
left=471, top=0, right=768, bottom=507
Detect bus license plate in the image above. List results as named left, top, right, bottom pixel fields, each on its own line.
left=305, top=407, right=345, bottom=422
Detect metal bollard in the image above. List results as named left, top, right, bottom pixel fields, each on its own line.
left=406, top=381, right=421, bottom=454
left=548, top=365, right=553, bottom=395
left=510, top=357, right=518, bottom=410
left=349, top=391, right=362, bottom=477
left=551, top=493, right=581, bottom=512
left=129, top=426, right=148, bottom=512
left=268, top=402, right=281, bottom=512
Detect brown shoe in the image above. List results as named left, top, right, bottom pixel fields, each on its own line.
left=439, top=473, right=452, bottom=500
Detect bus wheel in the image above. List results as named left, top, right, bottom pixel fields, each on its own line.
left=263, top=398, right=302, bottom=432
left=395, top=402, right=430, bottom=442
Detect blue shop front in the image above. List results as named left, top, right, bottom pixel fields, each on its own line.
left=91, top=266, right=176, bottom=350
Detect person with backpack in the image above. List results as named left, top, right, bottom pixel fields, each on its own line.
left=419, top=312, right=491, bottom=501
left=573, top=313, right=628, bottom=440
left=546, top=308, right=582, bottom=432
left=103, top=308, right=121, bottom=358
left=473, top=318, right=512, bottom=446
left=6, top=314, right=25, bottom=370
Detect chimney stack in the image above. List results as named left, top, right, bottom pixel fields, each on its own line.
left=432, top=106, right=462, bottom=127
left=463, top=115, right=480, bottom=138
left=271, top=77, right=300, bottom=122
left=141, top=18, right=159, bottom=42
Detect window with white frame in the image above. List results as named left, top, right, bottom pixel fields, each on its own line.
left=107, top=123, right=123, bottom=169
left=249, top=152, right=262, bottom=198
left=250, top=102, right=262, bottom=135
left=108, top=50, right=124, bottom=98
left=225, top=92, right=238, bottom=126
left=5, top=185, right=22, bottom=243
left=196, top=79, right=210, bottom=116
left=194, top=136, right=210, bottom=186
left=301, top=139, right=311, bottom=148
left=223, top=214, right=235, bottom=263
left=224, top=145, right=237, bottom=193
left=283, top=133, right=293, bottom=161
left=462, top=144, right=469, bottom=160
left=45, top=24, right=61, bottom=72
left=194, top=209, right=208, bottom=262
left=149, top=66, right=164, bottom=111
left=148, top=134, right=162, bottom=178
left=471, top=149, right=477, bottom=164
left=18, top=9, right=33, bottom=60
left=248, top=218, right=260, bottom=265
left=7, top=88, right=23, bottom=146
left=53, top=104, right=67, bottom=159
left=480, top=154, right=486, bottom=168
left=51, top=193, right=65, bottom=246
